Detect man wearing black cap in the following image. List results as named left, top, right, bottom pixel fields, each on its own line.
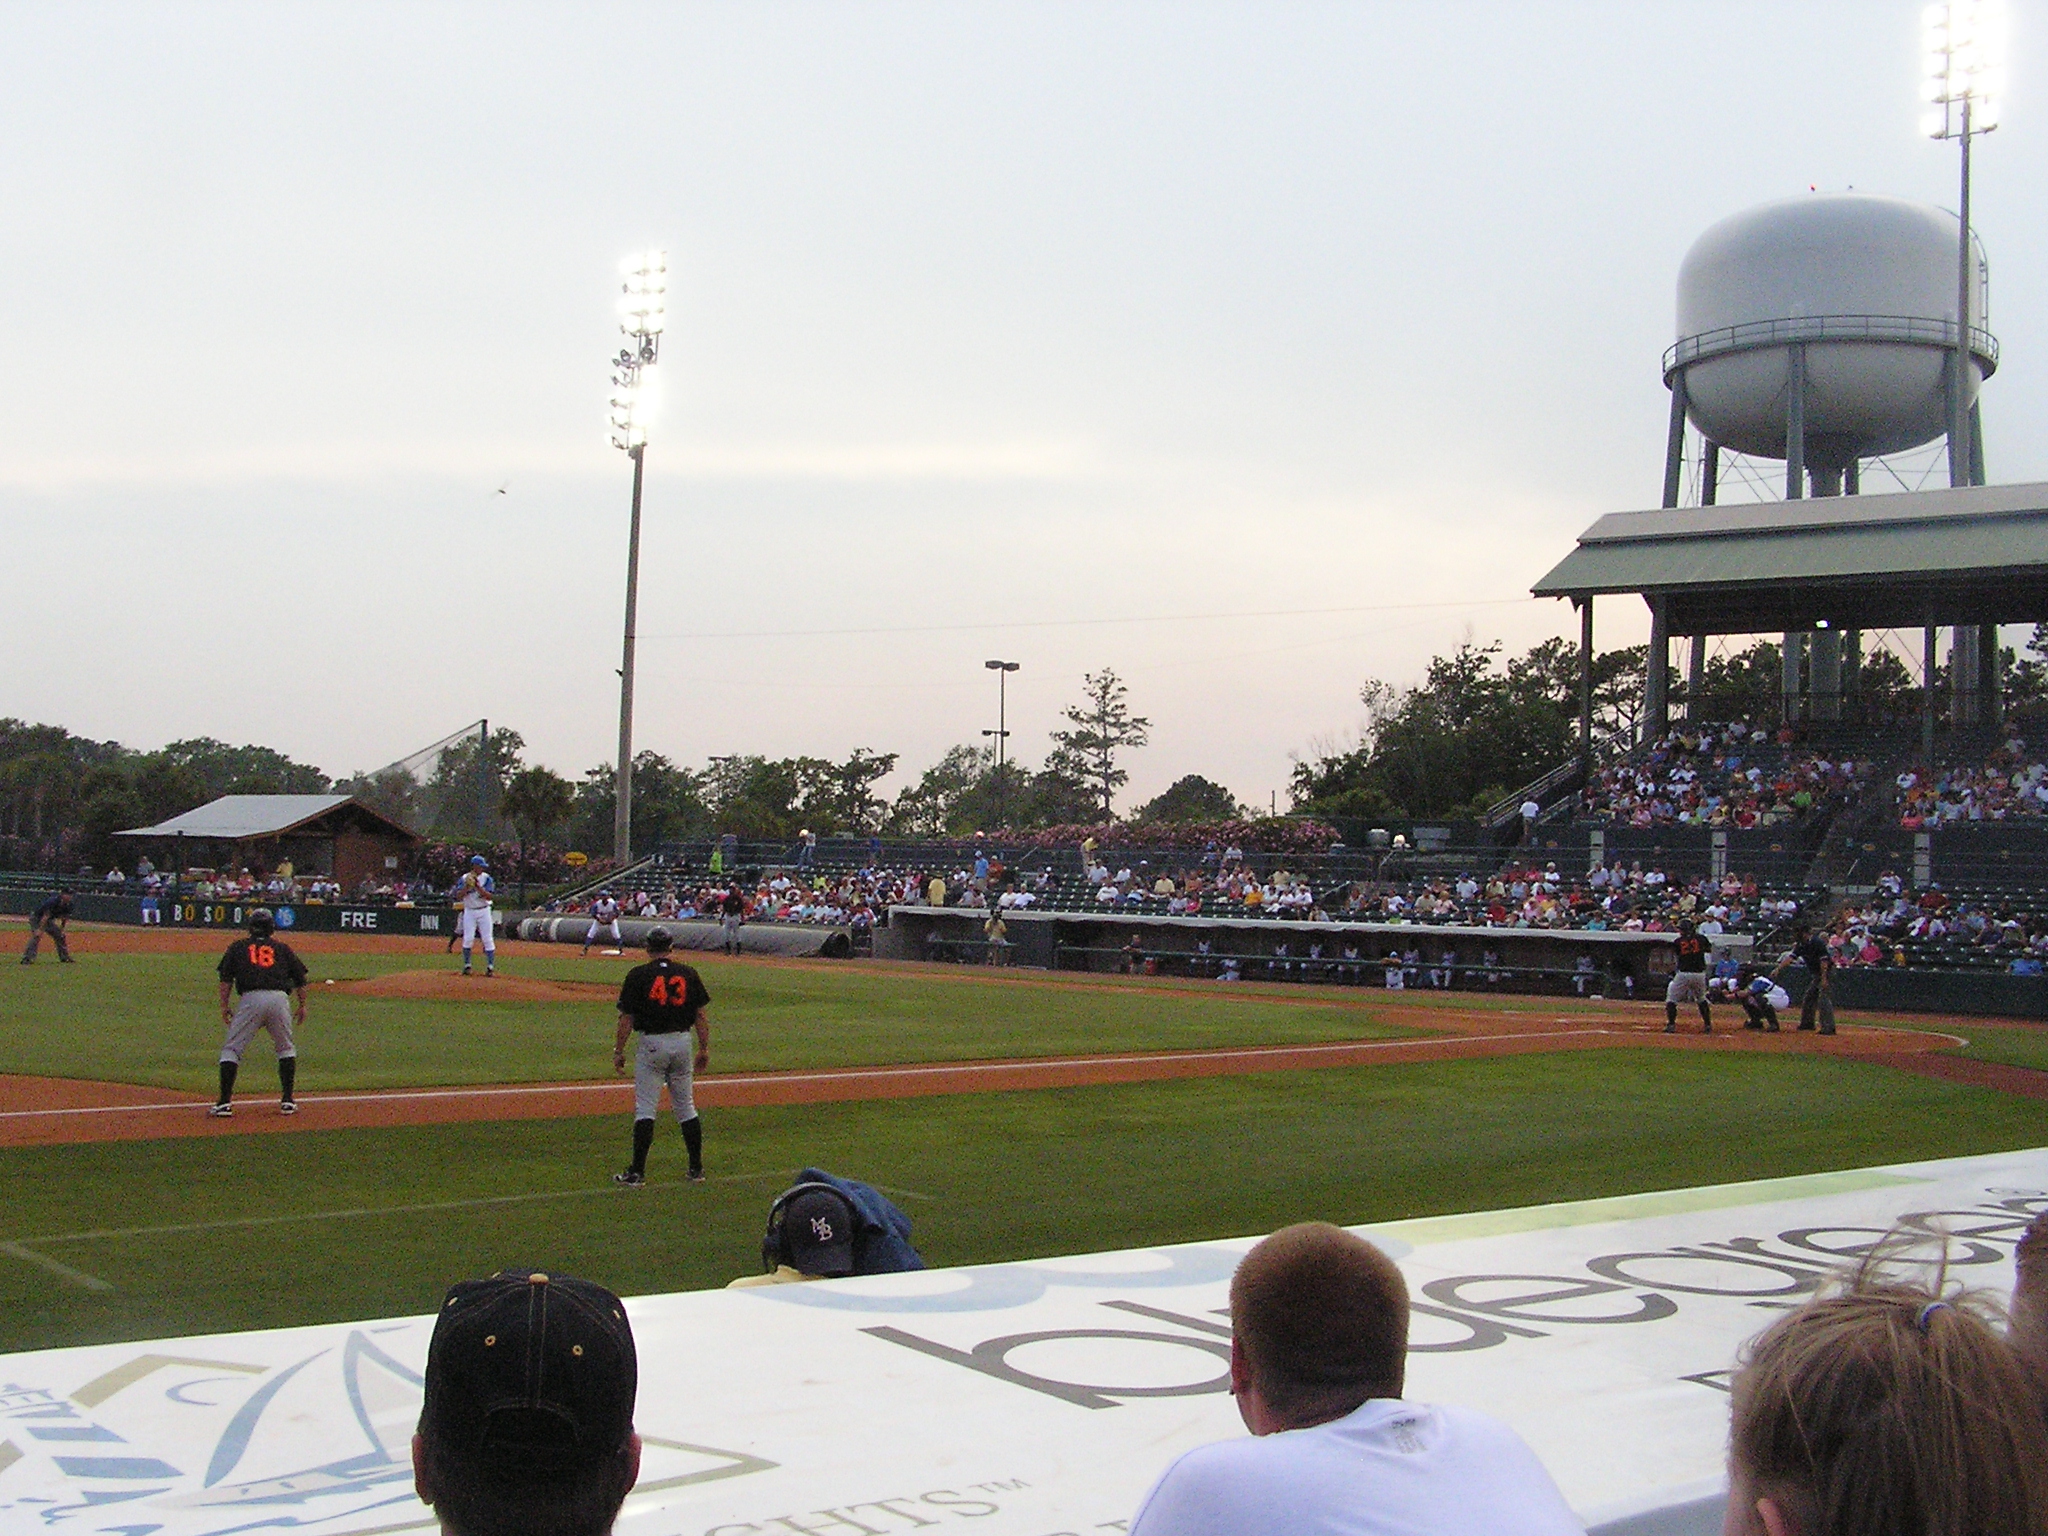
left=212, top=908, right=307, bottom=1117
left=414, top=1269, right=640, bottom=1536
left=19, top=888, right=74, bottom=964
left=728, top=1184, right=859, bottom=1287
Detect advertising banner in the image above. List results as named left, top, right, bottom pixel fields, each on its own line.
left=0, top=1148, right=2040, bottom=1536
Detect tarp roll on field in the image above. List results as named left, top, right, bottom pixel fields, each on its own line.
left=510, top=914, right=852, bottom=958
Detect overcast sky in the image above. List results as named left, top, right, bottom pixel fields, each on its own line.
left=7, top=2, right=2046, bottom=812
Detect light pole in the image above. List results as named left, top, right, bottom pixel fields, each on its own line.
left=608, top=251, right=667, bottom=865
left=1922, top=0, right=2001, bottom=488
left=982, top=660, right=1019, bottom=828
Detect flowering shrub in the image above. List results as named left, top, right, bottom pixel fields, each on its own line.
left=416, top=840, right=591, bottom=887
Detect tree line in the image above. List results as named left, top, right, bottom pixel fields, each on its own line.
left=23, top=627, right=2038, bottom=871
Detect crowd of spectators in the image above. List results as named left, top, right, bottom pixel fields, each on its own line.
left=1898, top=734, right=2048, bottom=825
left=101, top=858, right=361, bottom=904
left=1575, top=722, right=1869, bottom=829
left=1337, top=860, right=1805, bottom=937
left=1826, top=869, right=2048, bottom=972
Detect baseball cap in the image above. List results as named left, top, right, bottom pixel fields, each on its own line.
left=420, top=1271, right=637, bottom=1475
left=470, top=855, right=489, bottom=867
left=771, top=1187, right=858, bottom=1277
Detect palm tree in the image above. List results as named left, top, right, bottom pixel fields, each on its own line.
left=499, top=767, right=576, bottom=904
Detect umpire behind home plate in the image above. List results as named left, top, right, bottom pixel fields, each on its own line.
left=414, top=1269, right=640, bottom=1536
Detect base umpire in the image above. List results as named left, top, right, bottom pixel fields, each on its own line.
left=213, top=908, right=307, bottom=1117
left=612, top=928, right=709, bottom=1186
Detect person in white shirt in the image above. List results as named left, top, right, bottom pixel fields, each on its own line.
left=584, top=892, right=623, bottom=956
left=457, top=856, right=497, bottom=977
left=1129, top=1223, right=1583, bottom=1536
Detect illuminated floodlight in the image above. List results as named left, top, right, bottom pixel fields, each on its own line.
left=618, top=250, right=668, bottom=337
left=1922, top=0, right=2005, bottom=138
left=607, top=363, right=660, bottom=451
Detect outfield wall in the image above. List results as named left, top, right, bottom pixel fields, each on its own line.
left=0, top=1148, right=2039, bottom=1536
left=0, top=888, right=455, bottom=937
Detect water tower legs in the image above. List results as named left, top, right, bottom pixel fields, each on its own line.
left=1784, top=345, right=1807, bottom=500
left=1701, top=442, right=1720, bottom=505
left=1662, top=371, right=1689, bottom=508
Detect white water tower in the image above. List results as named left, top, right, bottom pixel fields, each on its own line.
left=1661, top=193, right=1994, bottom=503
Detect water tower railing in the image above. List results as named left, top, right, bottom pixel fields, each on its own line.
left=1662, top=314, right=1998, bottom=381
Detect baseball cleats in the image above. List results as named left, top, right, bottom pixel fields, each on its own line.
left=461, top=965, right=473, bottom=976
left=208, top=1102, right=233, bottom=1118
left=686, top=1168, right=707, bottom=1184
left=613, top=1169, right=646, bottom=1187
left=280, top=1100, right=297, bottom=1115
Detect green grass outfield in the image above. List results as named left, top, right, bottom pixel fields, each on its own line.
left=2, top=951, right=1428, bottom=1089
left=2, top=1050, right=2044, bottom=1354
left=4, top=943, right=2045, bottom=1356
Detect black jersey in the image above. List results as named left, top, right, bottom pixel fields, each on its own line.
left=618, top=957, right=710, bottom=1032
left=217, top=936, right=309, bottom=994
left=1672, top=933, right=1708, bottom=973
left=1793, top=934, right=1831, bottom=972
left=32, top=893, right=73, bottom=925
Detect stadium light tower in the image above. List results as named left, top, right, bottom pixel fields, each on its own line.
left=608, top=250, right=667, bottom=865
left=982, top=659, right=1020, bottom=828
left=1921, top=0, right=2002, bottom=487
left=981, top=660, right=1020, bottom=771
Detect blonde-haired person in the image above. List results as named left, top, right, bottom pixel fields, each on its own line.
left=1724, top=1214, right=2048, bottom=1536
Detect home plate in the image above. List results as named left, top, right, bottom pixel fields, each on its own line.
left=0, top=1149, right=2039, bottom=1536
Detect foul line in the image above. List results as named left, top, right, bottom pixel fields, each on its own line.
left=7, top=1171, right=793, bottom=1250
left=0, top=1032, right=1614, bottom=1123
left=0, top=1241, right=114, bottom=1292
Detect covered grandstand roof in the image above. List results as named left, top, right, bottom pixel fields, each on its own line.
left=117, top=794, right=416, bottom=842
left=1531, top=480, right=2048, bottom=634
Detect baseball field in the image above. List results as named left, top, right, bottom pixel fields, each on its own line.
left=3, top=921, right=2045, bottom=1356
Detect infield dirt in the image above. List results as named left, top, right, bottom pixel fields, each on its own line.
left=6, top=920, right=2039, bottom=1148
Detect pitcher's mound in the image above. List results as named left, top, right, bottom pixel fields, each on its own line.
left=329, top=972, right=619, bottom=1004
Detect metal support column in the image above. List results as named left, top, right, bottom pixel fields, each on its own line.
left=1844, top=459, right=1860, bottom=495
left=1688, top=634, right=1707, bottom=722
left=1662, top=370, right=1688, bottom=509
left=1701, top=441, right=1720, bottom=506
left=1922, top=623, right=1939, bottom=768
left=1983, top=622, right=2004, bottom=731
left=613, top=443, right=646, bottom=864
left=1578, top=597, right=1594, bottom=771
left=1809, top=631, right=1842, bottom=722
left=1952, top=622, right=1981, bottom=728
left=1969, top=399, right=1987, bottom=486
left=1645, top=594, right=1669, bottom=741
left=1781, top=633, right=1806, bottom=725
left=1784, top=345, right=1807, bottom=500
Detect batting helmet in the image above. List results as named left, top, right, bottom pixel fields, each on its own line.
left=644, top=927, right=673, bottom=953
left=247, top=908, right=275, bottom=937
